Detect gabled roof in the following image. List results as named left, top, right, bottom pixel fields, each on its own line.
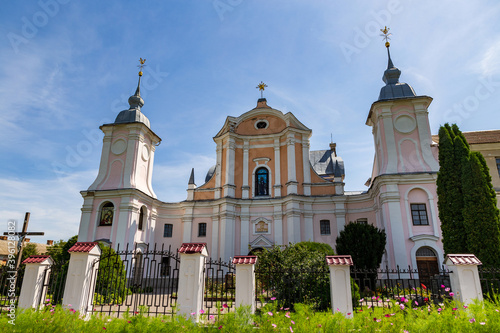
left=326, top=255, right=354, bottom=266
left=232, top=256, right=258, bottom=265
left=68, top=242, right=99, bottom=253
left=445, top=254, right=482, bottom=266
left=179, top=243, right=207, bottom=254
left=22, top=255, right=52, bottom=264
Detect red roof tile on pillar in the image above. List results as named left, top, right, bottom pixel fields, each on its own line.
left=22, top=255, right=51, bottom=264
left=446, top=254, right=482, bottom=265
left=325, top=255, right=354, bottom=266
left=68, top=242, right=99, bottom=253
left=178, top=243, right=207, bottom=254
left=232, top=256, right=257, bottom=265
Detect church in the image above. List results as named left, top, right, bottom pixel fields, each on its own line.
left=76, top=41, right=446, bottom=274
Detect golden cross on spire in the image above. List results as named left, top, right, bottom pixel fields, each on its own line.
left=256, top=81, right=268, bottom=98
left=380, top=26, right=392, bottom=48
left=138, top=58, right=146, bottom=77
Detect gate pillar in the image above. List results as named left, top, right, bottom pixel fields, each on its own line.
left=232, top=256, right=257, bottom=313
left=177, top=243, right=208, bottom=321
left=18, top=255, right=54, bottom=309
left=62, top=242, right=101, bottom=317
left=326, top=255, right=354, bottom=318
left=444, top=254, right=483, bottom=306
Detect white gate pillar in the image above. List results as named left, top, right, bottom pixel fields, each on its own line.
left=18, top=255, right=54, bottom=309
left=232, top=255, right=257, bottom=313
left=326, top=255, right=353, bottom=318
left=177, top=243, right=208, bottom=321
left=444, top=254, right=483, bottom=306
left=62, top=242, right=101, bottom=317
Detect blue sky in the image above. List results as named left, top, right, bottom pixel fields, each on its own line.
left=1, top=0, right=499, bottom=243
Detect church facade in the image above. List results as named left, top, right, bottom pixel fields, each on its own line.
left=77, top=48, right=446, bottom=272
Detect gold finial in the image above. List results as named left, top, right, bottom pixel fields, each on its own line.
left=256, top=81, right=268, bottom=98
left=138, top=58, right=146, bottom=76
left=380, top=26, right=392, bottom=48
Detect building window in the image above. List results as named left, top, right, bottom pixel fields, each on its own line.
left=411, top=204, right=429, bottom=225
left=198, top=223, right=207, bottom=237
left=163, top=224, right=173, bottom=237
left=496, top=158, right=500, bottom=177
left=320, top=220, right=331, bottom=235
left=99, top=202, right=114, bottom=226
left=138, top=206, right=146, bottom=231
left=255, top=167, right=269, bottom=196
left=356, top=218, right=368, bottom=225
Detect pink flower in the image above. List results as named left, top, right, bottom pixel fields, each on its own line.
left=385, top=314, right=391, bottom=318
left=463, top=305, right=468, bottom=309
left=218, top=325, right=223, bottom=330
left=190, top=312, right=195, bottom=316
left=291, top=320, right=295, bottom=325
left=399, top=304, right=405, bottom=310
left=272, top=324, right=277, bottom=328
left=289, top=327, right=293, bottom=332
left=438, top=308, right=442, bottom=312
left=285, top=312, right=290, bottom=318
left=445, top=287, right=450, bottom=292
left=449, top=292, right=454, bottom=297
left=453, top=307, right=458, bottom=311
left=200, top=309, right=205, bottom=314
left=415, top=301, right=419, bottom=306
left=271, top=297, right=276, bottom=301
left=209, top=315, right=215, bottom=320
left=480, top=322, right=486, bottom=325
left=223, top=304, right=228, bottom=308
left=470, top=318, right=476, bottom=323
left=268, top=312, right=273, bottom=316
left=441, top=284, right=445, bottom=288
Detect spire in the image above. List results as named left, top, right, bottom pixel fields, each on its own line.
left=128, top=58, right=146, bottom=110
left=377, top=27, right=416, bottom=101
left=188, top=168, right=195, bottom=185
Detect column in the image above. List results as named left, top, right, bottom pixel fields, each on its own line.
left=240, top=205, right=250, bottom=255
left=303, top=203, right=314, bottom=242
left=182, top=217, right=193, bottom=243
left=444, top=254, right=483, bottom=306
left=233, top=256, right=257, bottom=313
left=286, top=200, right=301, bottom=244
left=18, top=256, right=54, bottom=309
left=242, top=141, right=250, bottom=199
left=326, top=255, right=354, bottom=318
left=380, top=187, right=407, bottom=268
left=273, top=204, right=283, bottom=245
left=220, top=204, right=235, bottom=260
left=273, top=138, right=282, bottom=197
left=335, top=200, right=346, bottom=236
left=215, top=144, right=222, bottom=199
left=223, top=137, right=236, bottom=197
left=286, top=133, right=298, bottom=194
left=177, top=243, right=209, bottom=321
left=62, top=242, right=101, bottom=318
left=302, top=135, right=311, bottom=195
left=77, top=194, right=94, bottom=242
left=211, top=206, right=220, bottom=259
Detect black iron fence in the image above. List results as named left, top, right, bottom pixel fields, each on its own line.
left=479, top=267, right=500, bottom=302
left=0, top=266, right=23, bottom=313
left=88, top=243, right=180, bottom=317
left=254, top=264, right=331, bottom=311
left=38, top=261, right=69, bottom=308
left=204, top=257, right=235, bottom=317
left=351, top=265, right=452, bottom=311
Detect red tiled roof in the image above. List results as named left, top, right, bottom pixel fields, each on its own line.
left=446, top=254, right=482, bottom=265
left=432, top=130, right=500, bottom=145
left=178, top=243, right=206, bottom=254
left=326, top=255, right=354, bottom=266
left=232, top=256, right=257, bottom=265
left=22, top=255, right=51, bottom=264
left=68, top=242, right=99, bottom=253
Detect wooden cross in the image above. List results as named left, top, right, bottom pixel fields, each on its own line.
left=3, top=212, right=45, bottom=271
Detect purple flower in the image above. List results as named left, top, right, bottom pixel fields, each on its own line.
left=470, top=318, right=476, bottom=323
left=200, top=309, right=205, bottom=314
left=223, top=303, right=228, bottom=308
left=267, top=312, right=273, bottom=316
left=271, top=297, right=276, bottom=301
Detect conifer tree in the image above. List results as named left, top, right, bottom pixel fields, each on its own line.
left=461, top=151, right=500, bottom=267
left=437, top=124, right=466, bottom=254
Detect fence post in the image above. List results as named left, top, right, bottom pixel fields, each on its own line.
left=326, top=255, right=354, bottom=318
left=62, top=242, right=101, bottom=318
left=444, top=254, right=483, bottom=306
left=232, top=255, right=257, bottom=313
left=18, top=255, right=54, bottom=309
left=177, top=243, right=208, bottom=321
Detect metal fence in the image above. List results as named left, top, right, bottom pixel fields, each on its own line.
left=204, top=257, right=235, bottom=317
left=351, top=265, right=452, bottom=311
left=0, top=266, right=23, bottom=313
left=88, top=243, right=180, bottom=317
left=254, top=264, right=331, bottom=311
left=479, top=267, right=500, bottom=302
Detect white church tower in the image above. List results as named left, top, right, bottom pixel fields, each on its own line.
left=77, top=59, right=161, bottom=249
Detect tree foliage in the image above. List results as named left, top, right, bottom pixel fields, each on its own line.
left=94, top=244, right=130, bottom=304
left=335, top=222, right=386, bottom=270
left=437, top=123, right=500, bottom=266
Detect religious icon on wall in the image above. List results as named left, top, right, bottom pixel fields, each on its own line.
left=255, top=220, right=268, bottom=233
left=100, top=204, right=114, bottom=225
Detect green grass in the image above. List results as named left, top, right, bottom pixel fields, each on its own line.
left=1, top=298, right=499, bottom=332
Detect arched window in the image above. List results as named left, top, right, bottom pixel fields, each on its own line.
left=99, top=202, right=114, bottom=226
left=255, top=167, right=269, bottom=196
left=138, top=206, right=146, bottom=231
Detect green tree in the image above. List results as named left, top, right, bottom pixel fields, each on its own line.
left=461, top=151, right=500, bottom=267
left=46, top=235, right=78, bottom=303
left=94, top=244, right=130, bottom=304
left=335, top=222, right=386, bottom=270
left=437, top=124, right=467, bottom=255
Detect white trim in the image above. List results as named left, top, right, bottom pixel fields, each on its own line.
left=404, top=186, right=438, bottom=238
left=252, top=217, right=272, bottom=235
left=251, top=164, right=272, bottom=198
left=253, top=119, right=269, bottom=130
left=410, top=239, right=444, bottom=270
left=249, top=235, right=273, bottom=249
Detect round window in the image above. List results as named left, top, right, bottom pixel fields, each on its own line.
left=256, top=121, right=267, bottom=129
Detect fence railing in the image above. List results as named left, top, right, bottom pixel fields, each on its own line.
left=204, top=257, right=235, bottom=317
left=479, top=267, right=500, bottom=302
left=0, top=266, right=22, bottom=313
left=351, top=265, right=452, bottom=311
